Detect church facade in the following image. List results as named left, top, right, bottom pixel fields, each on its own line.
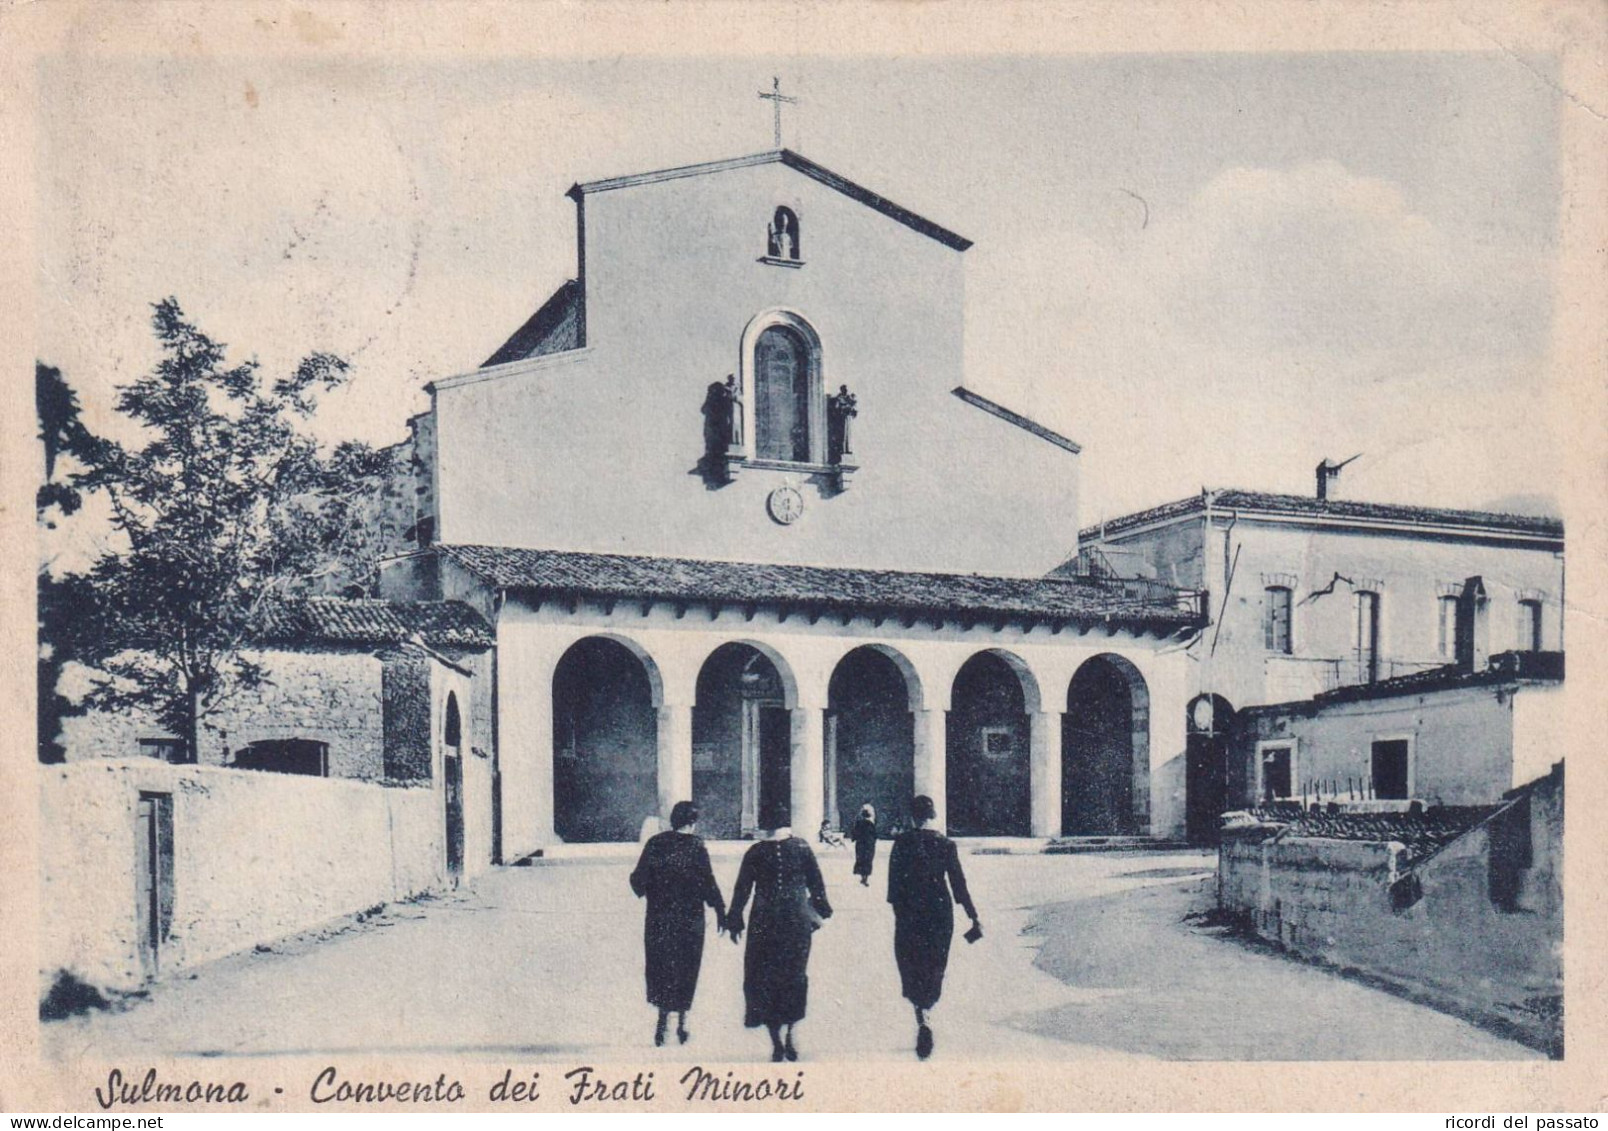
left=379, top=150, right=1206, bottom=857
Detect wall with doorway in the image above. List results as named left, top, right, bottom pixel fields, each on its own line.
left=39, top=760, right=446, bottom=995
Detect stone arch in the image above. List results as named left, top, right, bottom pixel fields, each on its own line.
left=945, top=649, right=1035, bottom=836
left=826, top=645, right=920, bottom=831
left=1062, top=653, right=1151, bottom=836
left=692, top=641, right=799, bottom=838
left=552, top=635, right=662, bottom=843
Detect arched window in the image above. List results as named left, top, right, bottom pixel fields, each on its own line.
left=754, top=324, right=813, bottom=462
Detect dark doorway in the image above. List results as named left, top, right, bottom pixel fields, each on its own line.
left=1371, top=740, right=1410, bottom=800
left=444, top=693, right=465, bottom=879
left=693, top=643, right=791, bottom=838
left=946, top=652, right=1032, bottom=837
left=135, top=792, right=174, bottom=979
left=757, top=706, right=792, bottom=830
left=1063, top=655, right=1149, bottom=836
left=552, top=637, right=659, bottom=842
left=827, top=647, right=916, bottom=832
left=1185, top=695, right=1235, bottom=846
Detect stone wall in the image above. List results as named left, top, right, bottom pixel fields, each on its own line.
left=1218, top=767, right=1563, bottom=1052
left=40, top=760, right=446, bottom=994
left=59, top=649, right=386, bottom=780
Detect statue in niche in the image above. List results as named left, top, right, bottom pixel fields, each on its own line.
left=767, top=207, right=800, bottom=260
left=827, top=384, right=858, bottom=463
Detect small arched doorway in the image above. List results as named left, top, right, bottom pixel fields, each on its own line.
left=946, top=651, right=1035, bottom=837
left=1185, top=694, right=1236, bottom=846
left=1062, top=655, right=1150, bottom=836
left=827, top=646, right=918, bottom=832
left=443, top=692, right=465, bottom=879
left=693, top=643, right=795, bottom=838
left=552, top=637, right=660, bottom=842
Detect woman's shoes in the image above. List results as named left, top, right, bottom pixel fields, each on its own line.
left=783, top=1033, right=799, bottom=1061
left=677, top=1023, right=690, bottom=1045
left=915, top=1023, right=934, bottom=1060
left=654, top=1015, right=667, bottom=1047
left=770, top=1045, right=785, bottom=1063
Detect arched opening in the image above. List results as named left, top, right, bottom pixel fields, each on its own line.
left=443, top=691, right=465, bottom=878
left=827, top=646, right=918, bottom=832
left=946, top=651, right=1033, bottom=837
left=1185, top=693, right=1236, bottom=846
left=754, top=325, right=812, bottom=462
left=552, top=637, right=660, bottom=843
left=1062, top=655, right=1150, bottom=836
left=693, top=643, right=795, bottom=838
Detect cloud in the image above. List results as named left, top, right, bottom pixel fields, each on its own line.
left=1154, top=160, right=1549, bottom=359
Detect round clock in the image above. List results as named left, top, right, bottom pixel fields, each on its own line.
left=1190, top=697, right=1215, bottom=733
left=766, top=485, right=804, bottom=525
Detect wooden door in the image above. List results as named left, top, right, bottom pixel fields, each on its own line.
left=135, top=792, right=174, bottom=978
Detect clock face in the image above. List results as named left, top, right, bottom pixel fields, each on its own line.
left=767, top=486, right=804, bottom=525
left=1191, top=698, right=1215, bottom=733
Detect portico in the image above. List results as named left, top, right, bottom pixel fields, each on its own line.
left=403, top=543, right=1202, bottom=856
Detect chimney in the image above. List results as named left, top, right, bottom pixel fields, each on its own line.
left=1316, top=454, right=1361, bottom=500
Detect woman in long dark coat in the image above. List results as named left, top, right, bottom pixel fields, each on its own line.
left=887, top=794, right=981, bottom=1059
left=629, top=800, right=726, bottom=1047
left=850, top=804, right=879, bottom=886
left=724, top=813, right=832, bottom=1062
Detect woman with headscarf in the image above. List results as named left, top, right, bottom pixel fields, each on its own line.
left=629, top=800, right=726, bottom=1047
left=850, top=804, right=879, bottom=886
left=887, top=794, right=982, bottom=1060
left=723, top=808, right=832, bottom=1062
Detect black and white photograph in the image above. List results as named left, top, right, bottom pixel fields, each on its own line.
left=3, top=0, right=1605, bottom=1115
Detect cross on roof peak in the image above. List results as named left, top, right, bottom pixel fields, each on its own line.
left=758, top=76, right=798, bottom=150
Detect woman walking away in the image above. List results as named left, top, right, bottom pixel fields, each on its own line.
left=850, top=804, right=879, bottom=886
left=887, top=794, right=982, bottom=1060
left=724, top=808, right=833, bottom=1062
left=630, top=801, right=726, bottom=1048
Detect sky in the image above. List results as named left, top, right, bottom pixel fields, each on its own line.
left=36, top=51, right=1564, bottom=533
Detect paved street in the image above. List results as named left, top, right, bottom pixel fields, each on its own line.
left=44, top=848, right=1537, bottom=1063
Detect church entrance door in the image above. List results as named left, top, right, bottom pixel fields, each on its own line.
left=693, top=643, right=794, bottom=838
left=755, top=705, right=792, bottom=831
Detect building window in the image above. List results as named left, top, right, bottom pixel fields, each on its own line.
left=1437, top=595, right=1459, bottom=658
left=1518, top=599, right=1544, bottom=652
left=753, top=323, right=816, bottom=462
left=138, top=737, right=187, bottom=764
left=1370, top=739, right=1410, bottom=800
left=232, top=739, right=330, bottom=777
left=1259, top=744, right=1293, bottom=804
left=1355, top=590, right=1381, bottom=684
left=1263, top=586, right=1293, bottom=654
left=980, top=726, right=1015, bottom=759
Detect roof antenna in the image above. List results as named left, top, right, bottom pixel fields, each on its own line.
left=1316, top=453, right=1361, bottom=501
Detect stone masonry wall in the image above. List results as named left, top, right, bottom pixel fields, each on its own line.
left=1219, top=775, right=1563, bottom=1052
left=58, top=649, right=386, bottom=780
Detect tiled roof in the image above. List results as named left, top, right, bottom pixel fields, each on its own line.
left=1080, top=489, right=1563, bottom=540
left=435, top=544, right=1203, bottom=631
left=1312, top=651, right=1563, bottom=705
left=1237, top=805, right=1497, bottom=869
left=253, top=598, right=495, bottom=650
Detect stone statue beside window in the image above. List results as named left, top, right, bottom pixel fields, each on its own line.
left=828, top=384, right=857, bottom=463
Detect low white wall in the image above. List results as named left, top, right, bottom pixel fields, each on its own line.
left=40, top=760, right=447, bottom=993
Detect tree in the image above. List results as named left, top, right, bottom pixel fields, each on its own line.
left=58, top=298, right=397, bottom=763
left=37, top=362, right=93, bottom=761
